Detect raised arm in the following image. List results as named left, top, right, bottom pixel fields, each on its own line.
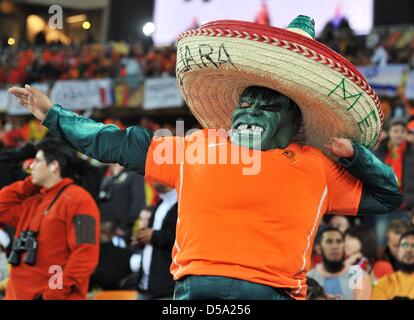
left=43, top=105, right=153, bottom=174
left=9, top=85, right=153, bottom=175
left=326, top=137, right=403, bottom=215
left=0, top=177, right=38, bottom=228
left=339, top=143, right=403, bottom=215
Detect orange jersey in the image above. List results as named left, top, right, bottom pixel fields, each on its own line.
left=144, top=129, right=363, bottom=299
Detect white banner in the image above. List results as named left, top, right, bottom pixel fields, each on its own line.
left=50, top=78, right=113, bottom=110
left=0, top=89, right=9, bottom=112
left=8, top=83, right=50, bottom=115
left=358, top=64, right=407, bottom=97
left=405, top=70, right=414, bottom=99
left=143, top=77, right=184, bottom=110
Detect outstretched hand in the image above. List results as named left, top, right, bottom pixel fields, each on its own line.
left=9, top=85, right=53, bottom=121
left=324, top=137, right=355, bottom=159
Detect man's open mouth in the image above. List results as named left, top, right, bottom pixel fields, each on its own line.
left=235, top=123, right=264, bottom=136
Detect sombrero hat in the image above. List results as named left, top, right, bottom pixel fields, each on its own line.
left=176, top=15, right=383, bottom=150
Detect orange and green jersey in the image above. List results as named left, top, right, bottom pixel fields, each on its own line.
left=144, top=129, right=363, bottom=299
left=42, top=105, right=403, bottom=300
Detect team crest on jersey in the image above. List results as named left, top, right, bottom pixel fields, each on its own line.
left=281, top=150, right=298, bottom=163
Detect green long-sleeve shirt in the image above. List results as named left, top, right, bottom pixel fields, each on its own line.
left=43, top=104, right=402, bottom=215
left=44, top=105, right=153, bottom=175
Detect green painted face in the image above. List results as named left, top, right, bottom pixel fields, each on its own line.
left=230, top=86, right=301, bottom=150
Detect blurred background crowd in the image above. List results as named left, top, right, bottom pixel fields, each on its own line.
left=1, top=0, right=414, bottom=300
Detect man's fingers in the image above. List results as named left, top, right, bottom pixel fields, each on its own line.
left=18, top=98, right=28, bottom=106
left=28, top=94, right=35, bottom=107
left=324, top=144, right=333, bottom=151
left=24, top=84, right=38, bottom=95
left=9, top=87, right=30, bottom=98
left=136, top=233, right=149, bottom=242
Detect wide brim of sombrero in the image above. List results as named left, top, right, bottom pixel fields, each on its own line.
left=176, top=20, right=383, bottom=150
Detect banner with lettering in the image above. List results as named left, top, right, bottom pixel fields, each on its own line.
left=50, top=78, right=113, bottom=110
left=0, top=89, right=9, bottom=112
left=143, top=77, right=184, bottom=110
left=358, top=64, right=407, bottom=97
left=404, top=69, right=414, bottom=99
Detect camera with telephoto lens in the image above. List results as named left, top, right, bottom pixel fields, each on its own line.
left=8, top=231, right=38, bottom=266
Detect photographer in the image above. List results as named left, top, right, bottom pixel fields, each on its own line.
left=0, top=139, right=100, bottom=300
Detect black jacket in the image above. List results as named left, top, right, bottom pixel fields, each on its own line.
left=137, top=201, right=177, bottom=299
left=73, top=158, right=105, bottom=202
left=98, top=170, right=146, bottom=231
left=374, top=139, right=414, bottom=210
left=90, top=242, right=132, bottom=290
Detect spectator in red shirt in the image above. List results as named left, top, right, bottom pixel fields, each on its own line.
left=0, top=139, right=100, bottom=300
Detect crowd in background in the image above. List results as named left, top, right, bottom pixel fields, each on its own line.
left=0, top=110, right=413, bottom=300
left=1, top=17, right=414, bottom=90
left=1, top=19, right=414, bottom=300
left=317, top=17, right=414, bottom=66
left=2, top=19, right=414, bottom=149
left=0, top=42, right=176, bottom=86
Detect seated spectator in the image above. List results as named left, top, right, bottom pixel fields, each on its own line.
left=371, top=230, right=414, bottom=300
left=374, top=119, right=414, bottom=244
left=309, top=215, right=352, bottom=268
left=380, top=219, right=412, bottom=271
left=308, top=227, right=372, bottom=300
left=344, top=226, right=377, bottom=272
left=344, top=225, right=394, bottom=282
left=377, top=119, right=414, bottom=208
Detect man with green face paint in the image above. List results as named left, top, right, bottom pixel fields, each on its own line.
left=9, top=15, right=402, bottom=300
left=230, top=86, right=302, bottom=151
